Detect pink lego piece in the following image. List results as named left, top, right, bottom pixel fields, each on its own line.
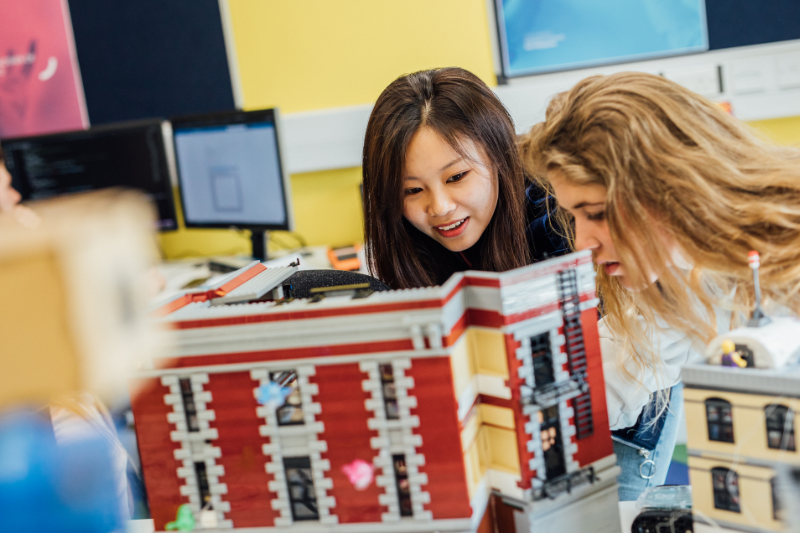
left=341, top=459, right=375, bottom=490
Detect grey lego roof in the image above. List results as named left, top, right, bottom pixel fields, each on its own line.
left=682, top=363, right=800, bottom=398
left=210, top=265, right=298, bottom=305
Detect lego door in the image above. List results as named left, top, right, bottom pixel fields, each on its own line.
left=539, top=405, right=566, bottom=480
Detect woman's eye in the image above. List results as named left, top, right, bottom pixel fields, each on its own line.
left=586, top=210, right=606, bottom=221
left=404, top=187, right=422, bottom=196
left=447, top=171, right=468, bottom=183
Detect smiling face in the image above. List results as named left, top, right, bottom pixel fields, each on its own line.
left=402, top=127, right=499, bottom=253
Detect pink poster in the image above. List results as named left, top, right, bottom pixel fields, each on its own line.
left=0, top=0, right=88, bottom=139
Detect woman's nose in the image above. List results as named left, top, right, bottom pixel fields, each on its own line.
left=573, top=219, right=600, bottom=252
left=427, top=188, right=456, bottom=217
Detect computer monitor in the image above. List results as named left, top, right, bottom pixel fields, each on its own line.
left=170, top=109, right=293, bottom=260
left=493, top=0, right=708, bottom=78
left=1, top=120, right=178, bottom=231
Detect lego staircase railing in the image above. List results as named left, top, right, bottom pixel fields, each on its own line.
left=557, top=268, right=594, bottom=440
left=533, top=466, right=596, bottom=501
left=523, top=378, right=588, bottom=408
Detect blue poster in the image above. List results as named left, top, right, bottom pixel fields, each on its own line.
left=496, top=0, right=708, bottom=77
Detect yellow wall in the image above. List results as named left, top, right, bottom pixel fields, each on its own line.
left=689, top=456, right=781, bottom=531
left=684, top=388, right=800, bottom=466
left=159, top=0, right=496, bottom=259
left=469, top=328, right=510, bottom=379
left=450, top=327, right=510, bottom=402
left=157, top=0, right=800, bottom=259
left=750, top=116, right=800, bottom=146
left=450, top=333, right=475, bottom=403
left=461, top=402, right=521, bottom=498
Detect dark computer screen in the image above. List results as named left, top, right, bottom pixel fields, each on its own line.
left=171, top=109, right=292, bottom=231
left=0, top=120, right=178, bottom=230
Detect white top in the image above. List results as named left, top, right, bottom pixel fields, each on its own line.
left=599, top=305, right=733, bottom=431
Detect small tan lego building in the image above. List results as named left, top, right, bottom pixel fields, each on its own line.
left=684, top=317, right=800, bottom=533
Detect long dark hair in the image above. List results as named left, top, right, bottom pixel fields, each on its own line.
left=363, top=67, right=530, bottom=289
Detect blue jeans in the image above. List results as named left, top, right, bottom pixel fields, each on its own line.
left=613, top=382, right=684, bottom=501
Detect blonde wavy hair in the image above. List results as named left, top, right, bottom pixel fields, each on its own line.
left=521, top=71, right=800, bottom=398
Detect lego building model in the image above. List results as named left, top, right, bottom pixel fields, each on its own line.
left=683, top=253, right=800, bottom=533
left=133, top=250, right=620, bottom=532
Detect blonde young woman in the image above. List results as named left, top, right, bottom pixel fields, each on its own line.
left=520, top=71, right=800, bottom=499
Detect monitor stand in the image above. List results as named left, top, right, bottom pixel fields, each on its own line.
left=250, top=229, right=269, bottom=261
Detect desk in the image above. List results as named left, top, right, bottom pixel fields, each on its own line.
left=155, top=245, right=368, bottom=302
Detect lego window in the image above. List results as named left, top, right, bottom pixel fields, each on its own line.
left=711, top=467, right=740, bottom=513
left=538, top=405, right=566, bottom=480
left=392, top=454, right=413, bottom=517
left=771, top=476, right=782, bottom=521
left=179, top=378, right=200, bottom=432
left=765, top=405, right=796, bottom=451
left=734, top=343, right=755, bottom=368
left=705, top=398, right=734, bottom=443
left=530, top=332, right=556, bottom=387
left=271, top=371, right=305, bottom=426
left=380, top=363, right=400, bottom=420
left=194, top=461, right=212, bottom=510
left=284, top=457, right=319, bottom=521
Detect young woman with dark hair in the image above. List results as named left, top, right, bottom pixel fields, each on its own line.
left=362, top=67, right=564, bottom=289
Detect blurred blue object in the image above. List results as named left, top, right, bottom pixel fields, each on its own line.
left=0, top=410, right=123, bottom=533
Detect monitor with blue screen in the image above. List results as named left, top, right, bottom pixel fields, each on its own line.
left=494, top=0, right=709, bottom=78
left=171, top=109, right=293, bottom=259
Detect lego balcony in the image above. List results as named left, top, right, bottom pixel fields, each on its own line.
left=521, top=376, right=589, bottom=408
left=533, top=466, right=597, bottom=501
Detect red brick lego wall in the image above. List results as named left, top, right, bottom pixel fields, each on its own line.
left=406, top=357, right=472, bottom=520
left=130, top=377, right=185, bottom=530
left=206, top=371, right=277, bottom=527
left=311, top=363, right=383, bottom=523
left=572, top=309, right=613, bottom=466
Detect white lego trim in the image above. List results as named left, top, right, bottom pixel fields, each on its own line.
left=187, top=518, right=473, bottom=533
left=441, top=291, right=467, bottom=336
left=486, top=469, right=524, bottom=501
left=464, top=285, right=503, bottom=312
left=296, top=367, right=338, bottom=525
left=456, top=381, right=478, bottom=423
left=361, top=359, right=431, bottom=522
left=361, top=360, right=401, bottom=522
left=476, top=374, right=512, bottom=399
left=256, top=373, right=292, bottom=526
left=515, top=329, right=542, bottom=483
left=162, top=374, right=230, bottom=525
left=504, top=312, right=563, bottom=337
left=137, top=349, right=451, bottom=379
left=468, top=476, right=491, bottom=532
left=501, top=275, right=560, bottom=316
left=579, top=298, right=600, bottom=312
left=425, top=323, right=443, bottom=349
left=254, top=365, right=337, bottom=526
left=526, top=461, right=621, bottom=516
left=167, top=315, right=429, bottom=358
left=559, top=400, right=580, bottom=474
